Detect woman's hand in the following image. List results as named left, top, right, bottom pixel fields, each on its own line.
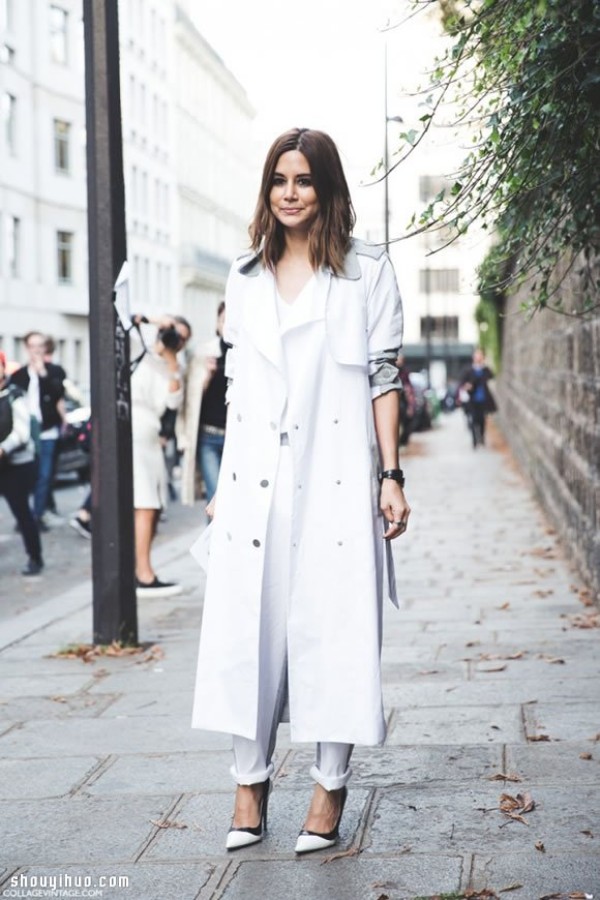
left=380, top=479, right=411, bottom=540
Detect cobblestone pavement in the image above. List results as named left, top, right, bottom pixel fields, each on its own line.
left=0, top=411, right=598, bottom=900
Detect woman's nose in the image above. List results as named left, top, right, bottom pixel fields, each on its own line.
left=283, top=180, right=297, bottom=199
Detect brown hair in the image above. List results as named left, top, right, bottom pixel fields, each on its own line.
left=249, top=128, right=356, bottom=276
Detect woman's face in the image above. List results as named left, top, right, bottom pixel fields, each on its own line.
left=269, top=150, right=319, bottom=234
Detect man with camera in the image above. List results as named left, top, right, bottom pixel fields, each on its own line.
left=130, top=313, right=191, bottom=597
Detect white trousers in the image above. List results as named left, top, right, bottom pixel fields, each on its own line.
left=230, top=442, right=353, bottom=791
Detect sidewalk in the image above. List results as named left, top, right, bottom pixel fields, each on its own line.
left=0, top=412, right=598, bottom=900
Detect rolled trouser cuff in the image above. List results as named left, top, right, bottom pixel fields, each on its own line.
left=310, top=763, right=352, bottom=791
left=230, top=761, right=274, bottom=786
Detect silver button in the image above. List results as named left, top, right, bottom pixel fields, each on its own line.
left=237, top=413, right=242, bottom=422
left=260, top=479, right=269, bottom=488
left=336, top=480, right=341, bottom=485
left=333, top=418, right=339, bottom=424
left=270, top=421, right=277, bottom=430
left=293, top=424, right=299, bottom=430
left=232, top=472, right=237, bottom=481
left=227, top=532, right=232, bottom=541
left=337, top=540, right=343, bottom=546
left=297, top=483, right=302, bottom=490
left=252, top=539, right=261, bottom=548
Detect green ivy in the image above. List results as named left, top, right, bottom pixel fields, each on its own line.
left=396, top=0, right=600, bottom=315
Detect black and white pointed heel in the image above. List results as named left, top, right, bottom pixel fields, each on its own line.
left=294, top=786, right=347, bottom=854
left=226, top=779, right=270, bottom=851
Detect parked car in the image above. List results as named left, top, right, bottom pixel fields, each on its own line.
left=54, top=403, right=91, bottom=483
left=408, top=372, right=433, bottom=432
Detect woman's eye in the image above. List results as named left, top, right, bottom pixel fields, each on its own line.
left=272, top=177, right=285, bottom=186
left=297, top=178, right=312, bottom=187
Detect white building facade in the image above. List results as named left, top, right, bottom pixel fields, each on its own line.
left=0, top=0, right=254, bottom=393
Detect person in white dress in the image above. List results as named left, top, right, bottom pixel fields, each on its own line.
left=191, top=128, right=410, bottom=853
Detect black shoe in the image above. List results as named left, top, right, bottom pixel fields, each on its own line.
left=22, top=558, right=44, bottom=576
left=135, top=576, right=182, bottom=598
left=69, top=515, right=92, bottom=539
left=35, top=518, right=50, bottom=533
left=226, top=779, right=271, bottom=850
left=295, top=786, right=348, bottom=854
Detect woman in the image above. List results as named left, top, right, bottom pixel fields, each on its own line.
left=191, top=128, right=410, bottom=854
left=0, top=351, right=43, bottom=576
left=459, top=347, right=497, bottom=448
left=178, top=302, right=228, bottom=506
left=130, top=314, right=191, bottom=597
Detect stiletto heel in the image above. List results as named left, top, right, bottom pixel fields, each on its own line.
left=294, top=786, right=347, bottom=854
left=226, top=779, right=270, bottom=851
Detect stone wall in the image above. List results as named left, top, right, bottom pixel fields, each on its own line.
left=497, top=279, right=600, bottom=594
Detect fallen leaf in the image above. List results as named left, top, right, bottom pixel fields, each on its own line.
left=497, top=602, right=511, bottom=610
left=50, top=696, right=68, bottom=703
left=528, top=734, right=551, bottom=742
left=579, top=752, right=593, bottom=760
left=499, top=884, right=524, bottom=893
left=578, top=588, right=595, bottom=607
left=581, top=829, right=594, bottom=838
left=535, top=840, right=546, bottom=852
left=417, top=669, right=440, bottom=675
left=488, top=772, right=522, bottom=783
left=150, top=819, right=187, bottom=829
left=480, top=664, right=508, bottom=673
left=49, top=641, right=164, bottom=664
left=569, top=612, right=600, bottom=630
left=499, top=791, right=535, bottom=825
left=533, top=589, right=554, bottom=598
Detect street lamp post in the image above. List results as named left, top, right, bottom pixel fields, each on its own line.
left=383, top=39, right=403, bottom=253
left=83, top=0, right=137, bottom=645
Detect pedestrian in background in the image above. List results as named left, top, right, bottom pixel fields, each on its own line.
left=459, top=348, right=497, bottom=448
left=130, top=314, right=191, bottom=597
left=42, top=336, right=68, bottom=524
left=191, top=127, right=410, bottom=854
left=0, top=351, right=43, bottom=575
left=10, top=332, right=66, bottom=531
left=178, top=302, right=228, bottom=506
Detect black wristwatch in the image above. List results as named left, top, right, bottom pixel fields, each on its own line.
left=378, top=468, right=405, bottom=488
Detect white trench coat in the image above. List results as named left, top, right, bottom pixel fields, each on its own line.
left=191, top=239, right=403, bottom=746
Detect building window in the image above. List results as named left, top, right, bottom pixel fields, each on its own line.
left=6, top=215, right=20, bottom=277
left=50, top=6, right=69, bottom=65
left=419, top=268, right=460, bottom=293
left=2, top=91, right=16, bottom=155
left=53, top=119, right=70, bottom=173
left=57, top=230, right=73, bottom=283
left=0, top=0, right=14, bottom=30
left=420, top=316, right=459, bottom=342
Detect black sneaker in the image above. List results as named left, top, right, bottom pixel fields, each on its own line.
left=135, top=576, right=182, bottom=598
left=69, top=515, right=92, bottom=539
left=22, top=558, right=44, bottom=577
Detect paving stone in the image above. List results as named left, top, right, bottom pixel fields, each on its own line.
left=1, top=864, right=217, bottom=900
left=0, top=693, right=117, bottom=720
left=383, top=677, right=600, bottom=709
left=385, top=704, right=523, bottom=744
left=85, top=750, right=263, bottom=796
left=0, top=796, right=178, bottom=867
left=368, top=784, right=600, bottom=855
left=505, top=741, right=600, bottom=783
left=470, top=656, right=600, bottom=680
left=278, top=745, right=501, bottom=787
left=470, top=851, right=600, bottom=896
left=523, top=701, right=600, bottom=742
left=0, top=716, right=230, bottom=758
left=220, top=856, right=466, bottom=900
left=87, top=667, right=196, bottom=694
left=0, top=673, right=96, bottom=698
left=144, top=788, right=370, bottom=860
left=0, top=756, right=102, bottom=799
left=97, top=690, right=194, bottom=719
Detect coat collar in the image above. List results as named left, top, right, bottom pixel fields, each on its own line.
left=237, top=242, right=362, bottom=281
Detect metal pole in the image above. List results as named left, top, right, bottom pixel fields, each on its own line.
left=384, top=39, right=390, bottom=253
left=424, top=266, right=432, bottom=389
left=83, top=0, right=138, bottom=645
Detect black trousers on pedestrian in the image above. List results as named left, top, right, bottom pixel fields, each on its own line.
left=0, top=462, right=42, bottom=563
left=470, top=402, right=487, bottom=447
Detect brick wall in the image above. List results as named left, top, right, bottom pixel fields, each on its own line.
left=497, top=280, right=600, bottom=593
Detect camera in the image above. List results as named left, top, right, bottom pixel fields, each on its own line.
left=158, top=326, right=183, bottom=351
